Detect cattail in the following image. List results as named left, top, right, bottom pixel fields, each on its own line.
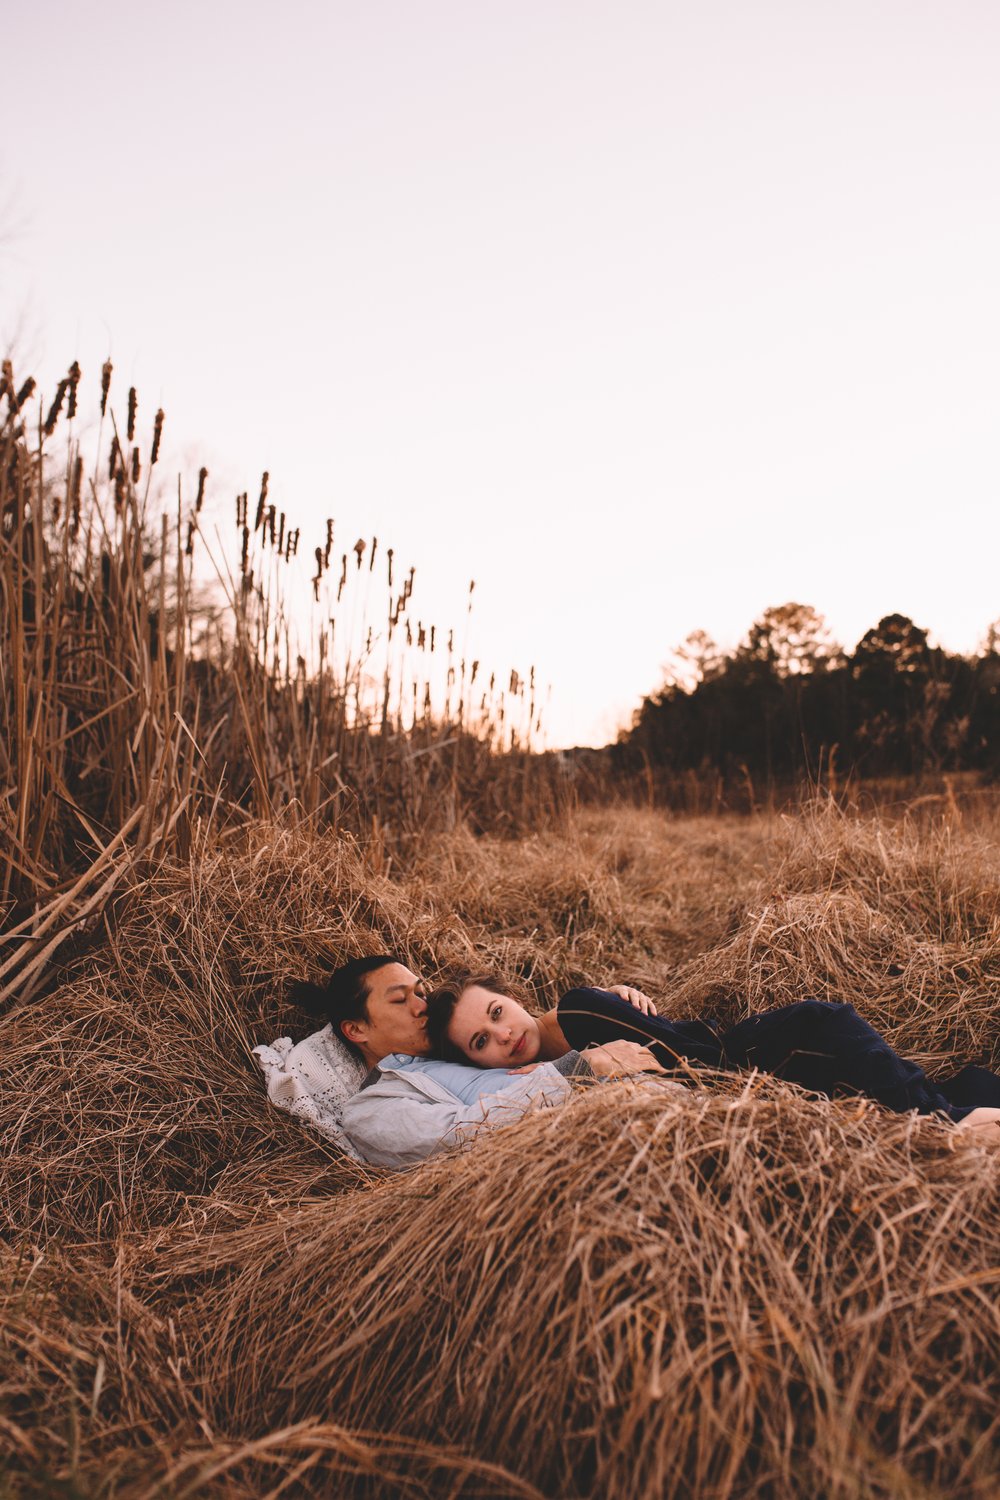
left=387, top=548, right=394, bottom=587
left=510, top=670, right=519, bottom=694
left=255, top=472, right=269, bottom=531
left=70, top=454, right=83, bottom=536
left=406, top=621, right=413, bottom=646
left=240, top=525, right=250, bottom=575
left=43, top=378, right=69, bottom=435
left=185, top=520, right=195, bottom=556
left=369, top=536, right=378, bottom=572
left=471, top=660, right=479, bottom=684
left=109, top=436, right=119, bottom=480
left=448, top=629, right=454, bottom=653
left=315, top=545, right=324, bottom=573
left=430, top=625, right=436, bottom=652
left=277, top=512, right=285, bottom=555
left=100, top=360, right=112, bottom=415
left=0, top=359, right=12, bottom=403
left=114, top=467, right=126, bottom=514
left=354, top=538, right=366, bottom=569
left=127, top=387, right=137, bottom=442
left=66, top=361, right=81, bottom=420
left=52, top=493, right=62, bottom=524
left=151, top=408, right=165, bottom=465
left=366, top=626, right=372, bottom=655
left=325, top=518, right=334, bottom=566
left=195, top=465, right=207, bottom=512
left=286, top=527, right=299, bottom=560
left=236, top=492, right=247, bottom=527
left=14, top=377, right=35, bottom=411
left=337, top=554, right=347, bottom=602
left=266, top=504, right=276, bottom=546
left=418, top=623, right=426, bottom=649
left=132, top=446, right=141, bottom=483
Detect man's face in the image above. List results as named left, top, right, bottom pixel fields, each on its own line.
left=342, top=962, right=431, bottom=1066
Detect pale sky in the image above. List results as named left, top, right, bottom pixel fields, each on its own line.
left=3, top=0, right=999, bottom=746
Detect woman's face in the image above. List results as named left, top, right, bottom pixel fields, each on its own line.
left=447, top=985, right=542, bottom=1067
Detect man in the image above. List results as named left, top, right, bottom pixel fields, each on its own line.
left=290, top=954, right=670, bottom=1169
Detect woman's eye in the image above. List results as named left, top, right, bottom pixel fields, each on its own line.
left=491, top=1005, right=502, bottom=1021
left=474, top=1035, right=485, bottom=1051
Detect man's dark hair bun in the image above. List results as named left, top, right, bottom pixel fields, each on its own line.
left=287, top=954, right=405, bottom=1035
left=287, top=979, right=330, bottom=1017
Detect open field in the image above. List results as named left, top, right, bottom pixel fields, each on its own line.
left=4, top=367, right=1000, bottom=1496
left=3, top=798, right=1000, bottom=1498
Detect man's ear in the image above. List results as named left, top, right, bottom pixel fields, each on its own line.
left=341, top=1017, right=367, bottom=1046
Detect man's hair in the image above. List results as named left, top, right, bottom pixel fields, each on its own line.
left=289, top=954, right=404, bottom=1050
left=425, top=972, right=518, bottom=1062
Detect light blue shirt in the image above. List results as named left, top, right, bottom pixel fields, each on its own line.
left=379, top=1052, right=523, bottom=1105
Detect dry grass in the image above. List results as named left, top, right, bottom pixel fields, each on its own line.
left=3, top=799, right=1000, bottom=1497
left=668, top=800, right=1000, bottom=1072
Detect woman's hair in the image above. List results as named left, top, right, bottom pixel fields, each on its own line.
left=288, top=954, right=404, bottom=1049
left=425, top=972, right=519, bottom=1062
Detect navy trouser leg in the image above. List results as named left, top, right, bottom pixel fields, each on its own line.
left=556, top=989, right=995, bottom=1119
left=719, top=999, right=973, bottom=1120
left=557, top=988, right=723, bottom=1070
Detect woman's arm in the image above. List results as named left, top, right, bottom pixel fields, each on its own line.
left=536, top=984, right=656, bottom=1060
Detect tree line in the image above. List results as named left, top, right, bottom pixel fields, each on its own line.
left=612, top=604, right=1000, bottom=796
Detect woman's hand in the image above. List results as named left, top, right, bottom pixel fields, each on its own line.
left=584, top=1040, right=666, bottom=1077
left=607, top=983, right=657, bottom=1015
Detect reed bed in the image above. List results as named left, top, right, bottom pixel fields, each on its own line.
left=1, top=361, right=561, bottom=1007
left=3, top=799, right=1000, bottom=1497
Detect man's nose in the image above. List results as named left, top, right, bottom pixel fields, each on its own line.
left=412, top=990, right=427, bottom=1016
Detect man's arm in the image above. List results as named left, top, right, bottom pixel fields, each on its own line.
left=341, top=1057, right=588, bottom=1169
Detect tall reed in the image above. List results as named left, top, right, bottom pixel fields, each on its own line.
left=0, top=360, right=567, bottom=1004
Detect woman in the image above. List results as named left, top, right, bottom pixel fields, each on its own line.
left=427, top=973, right=1000, bottom=1141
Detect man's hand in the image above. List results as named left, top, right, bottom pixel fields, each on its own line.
left=607, top=984, right=657, bottom=1015
left=584, top=1040, right=666, bottom=1077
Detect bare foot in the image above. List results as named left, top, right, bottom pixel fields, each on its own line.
left=952, top=1106, right=1000, bottom=1148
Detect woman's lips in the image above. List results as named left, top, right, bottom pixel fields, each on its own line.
left=511, top=1033, right=526, bottom=1057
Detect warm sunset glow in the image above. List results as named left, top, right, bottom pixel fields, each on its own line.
left=4, top=0, right=999, bottom=746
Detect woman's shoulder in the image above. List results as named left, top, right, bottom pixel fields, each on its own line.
left=537, top=1006, right=570, bottom=1060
